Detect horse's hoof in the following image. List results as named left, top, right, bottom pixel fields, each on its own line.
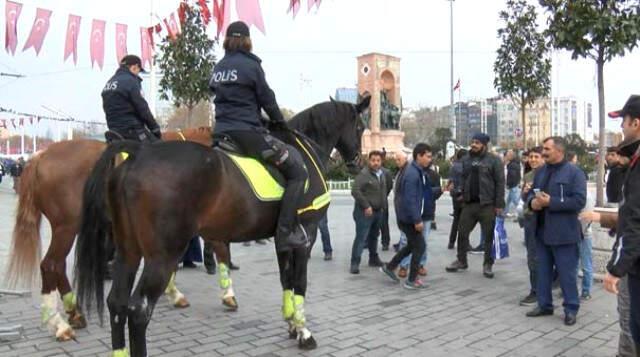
left=174, top=297, right=190, bottom=309
left=55, top=326, right=75, bottom=342
left=288, top=329, right=297, bottom=339
left=298, top=335, right=317, bottom=350
left=67, top=310, right=87, bottom=329
left=222, top=296, right=238, bottom=311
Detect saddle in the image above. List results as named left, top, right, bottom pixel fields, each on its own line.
left=104, top=130, right=125, bottom=143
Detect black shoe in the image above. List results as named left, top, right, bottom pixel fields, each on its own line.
left=564, top=313, right=577, bottom=326
left=183, top=261, right=197, bottom=269
left=392, top=243, right=399, bottom=252
left=445, top=260, right=468, bottom=272
left=469, top=246, right=483, bottom=255
left=519, top=293, right=537, bottom=306
left=483, top=264, right=494, bottom=279
left=324, top=252, right=332, bottom=261
left=205, top=265, right=216, bottom=275
left=381, top=245, right=389, bottom=251
left=229, top=262, right=240, bottom=270
left=431, top=222, right=437, bottom=230
left=447, top=243, right=454, bottom=250
left=526, top=307, right=553, bottom=317
left=350, top=265, right=360, bottom=274
left=368, top=256, right=384, bottom=267
left=380, top=265, right=400, bottom=283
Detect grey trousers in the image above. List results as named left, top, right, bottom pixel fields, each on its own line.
left=618, top=276, right=637, bottom=357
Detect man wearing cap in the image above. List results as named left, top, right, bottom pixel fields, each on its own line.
left=209, top=21, right=308, bottom=252
left=446, top=133, right=505, bottom=278
left=101, top=54, right=161, bottom=142
left=604, top=95, right=640, bottom=351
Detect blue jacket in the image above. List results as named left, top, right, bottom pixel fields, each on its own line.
left=527, top=161, right=587, bottom=246
left=209, top=50, right=284, bottom=134
left=395, top=161, right=431, bottom=225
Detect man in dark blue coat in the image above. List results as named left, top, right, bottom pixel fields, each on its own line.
left=525, top=136, right=586, bottom=326
left=380, top=143, right=433, bottom=290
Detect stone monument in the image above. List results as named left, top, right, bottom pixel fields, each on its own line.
left=357, top=52, right=406, bottom=155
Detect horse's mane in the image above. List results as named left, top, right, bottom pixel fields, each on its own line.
left=288, top=101, right=353, bottom=140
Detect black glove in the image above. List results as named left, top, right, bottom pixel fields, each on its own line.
left=269, top=120, right=288, bottom=132
left=151, top=127, right=162, bottom=140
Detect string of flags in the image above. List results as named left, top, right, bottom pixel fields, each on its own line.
left=4, top=0, right=322, bottom=70
left=0, top=106, right=108, bottom=130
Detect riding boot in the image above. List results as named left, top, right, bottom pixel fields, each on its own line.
left=275, top=178, right=308, bottom=252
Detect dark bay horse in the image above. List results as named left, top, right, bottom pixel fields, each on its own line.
left=74, top=98, right=369, bottom=356
left=3, top=128, right=212, bottom=341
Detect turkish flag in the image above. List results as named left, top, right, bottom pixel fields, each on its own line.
left=115, top=23, right=128, bottom=62
left=147, top=27, right=155, bottom=47
left=140, top=27, right=153, bottom=69
left=5, top=1, right=23, bottom=55
left=288, top=0, right=301, bottom=18
left=23, top=8, right=52, bottom=55
left=90, top=19, right=106, bottom=69
left=308, top=0, right=321, bottom=11
left=155, top=23, right=162, bottom=34
left=164, top=13, right=180, bottom=40
left=212, top=0, right=230, bottom=37
left=178, top=2, right=189, bottom=26
left=64, top=15, right=81, bottom=64
left=198, top=0, right=211, bottom=25
left=236, top=0, right=265, bottom=35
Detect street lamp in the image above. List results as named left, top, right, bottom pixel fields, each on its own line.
left=447, top=0, right=456, bottom=140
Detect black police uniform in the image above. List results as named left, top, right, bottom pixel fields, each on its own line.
left=210, top=48, right=308, bottom=251
left=102, top=66, right=161, bottom=142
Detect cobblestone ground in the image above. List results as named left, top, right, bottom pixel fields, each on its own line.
left=0, top=178, right=619, bottom=356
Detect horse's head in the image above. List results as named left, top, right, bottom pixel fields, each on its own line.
left=333, top=95, right=370, bottom=175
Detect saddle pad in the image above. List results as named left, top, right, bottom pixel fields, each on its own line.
left=226, top=153, right=285, bottom=201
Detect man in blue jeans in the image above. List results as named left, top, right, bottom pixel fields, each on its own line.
left=380, top=143, right=433, bottom=289
left=318, top=213, right=333, bottom=261
left=504, top=149, right=521, bottom=217
left=350, top=150, right=387, bottom=274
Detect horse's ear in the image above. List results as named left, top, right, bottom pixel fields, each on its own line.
left=356, top=95, right=371, bottom=113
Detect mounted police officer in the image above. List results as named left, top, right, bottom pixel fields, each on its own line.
left=209, top=21, right=308, bottom=252
left=102, top=54, right=161, bottom=143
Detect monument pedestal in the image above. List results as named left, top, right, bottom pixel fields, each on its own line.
left=362, top=129, right=406, bottom=156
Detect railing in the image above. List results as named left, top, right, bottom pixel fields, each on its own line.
left=328, top=179, right=353, bottom=191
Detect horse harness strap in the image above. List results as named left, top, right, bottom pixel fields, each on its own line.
left=294, top=136, right=330, bottom=214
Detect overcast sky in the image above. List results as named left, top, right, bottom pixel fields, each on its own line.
left=0, top=0, right=636, bottom=137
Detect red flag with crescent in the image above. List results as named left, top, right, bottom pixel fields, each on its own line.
left=64, top=14, right=81, bottom=64
left=115, top=23, right=128, bottom=62
left=23, top=8, right=52, bottom=55
left=90, top=19, right=106, bottom=69
left=236, top=0, right=266, bottom=35
left=198, top=0, right=211, bottom=25
left=140, top=27, right=153, bottom=69
left=5, top=1, right=23, bottom=55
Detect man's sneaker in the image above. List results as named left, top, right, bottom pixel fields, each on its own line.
left=323, top=252, right=332, bottom=261
left=445, top=260, right=468, bottom=272
left=430, top=222, right=437, bottom=230
left=404, top=279, right=428, bottom=290
left=580, top=292, right=592, bottom=301
left=350, top=265, right=360, bottom=274
left=519, top=293, right=537, bottom=306
left=469, top=246, right=484, bottom=255
left=368, top=256, right=384, bottom=267
left=380, top=265, right=400, bottom=283
left=483, top=264, right=494, bottom=279
left=381, top=245, right=389, bottom=251
left=392, top=243, right=400, bottom=252
left=418, top=266, right=428, bottom=276
left=397, top=267, right=408, bottom=278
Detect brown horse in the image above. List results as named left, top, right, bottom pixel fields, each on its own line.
left=74, top=99, right=368, bottom=356
left=3, top=127, right=212, bottom=341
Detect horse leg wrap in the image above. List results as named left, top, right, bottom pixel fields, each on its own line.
left=41, top=293, right=73, bottom=340
left=293, top=295, right=306, bottom=328
left=112, top=348, right=130, bottom=357
left=62, top=292, right=77, bottom=313
left=164, top=273, right=184, bottom=303
left=282, top=290, right=294, bottom=321
left=218, top=263, right=232, bottom=290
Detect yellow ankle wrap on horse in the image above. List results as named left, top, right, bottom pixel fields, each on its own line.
left=293, top=294, right=306, bottom=327
left=164, top=273, right=177, bottom=294
left=62, top=292, right=76, bottom=312
left=219, top=263, right=231, bottom=289
left=282, top=290, right=294, bottom=320
left=112, top=348, right=129, bottom=357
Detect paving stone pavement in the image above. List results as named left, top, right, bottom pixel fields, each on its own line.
left=0, top=178, right=619, bottom=356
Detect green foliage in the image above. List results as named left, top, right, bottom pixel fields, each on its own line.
left=156, top=3, right=216, bottom=121
left=494, top=0, right=551, bottom=148
left=433, top=128, right=453, bottom=155
left=539, top=0, right=640, bottom=62
left=326, top=159, right=350, bottom=180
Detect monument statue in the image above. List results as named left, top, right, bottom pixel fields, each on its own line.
left=380, top=91, right=401, bottom=129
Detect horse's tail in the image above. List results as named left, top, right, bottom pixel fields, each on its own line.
left=74, top=140, right=141, bottom=324
left=4, top=157, right=42, bottom=289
